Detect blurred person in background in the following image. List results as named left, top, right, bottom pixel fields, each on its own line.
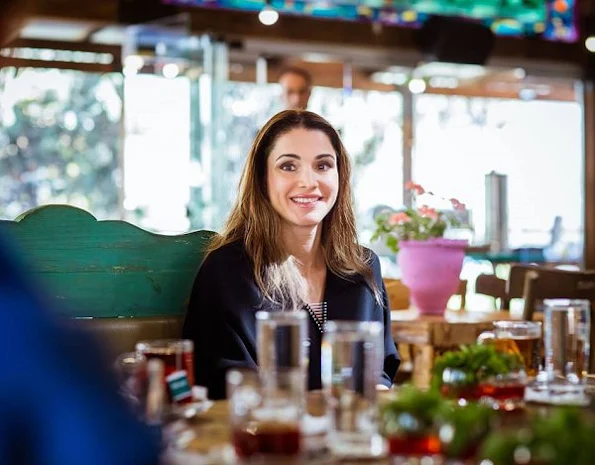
left=278, top=66, right=312, bottom=110
left=0, top=2, right=161, bottom=464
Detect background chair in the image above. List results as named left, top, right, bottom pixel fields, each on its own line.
left=475, top=273, right=509, bottom=309
left=474, top=264, right=566, bottom=312
left=514, top=265, right=595, bottom=372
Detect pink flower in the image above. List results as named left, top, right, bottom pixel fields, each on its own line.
left=388, top=212, right=411, bottom=225
left=418, top=205, right=439, bottom=220
left=405, top=180, right=425, bottom=195
left=450, top=198, right=466, bottom=211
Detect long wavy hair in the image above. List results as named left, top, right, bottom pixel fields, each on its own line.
left=208, top=110, right=380, bottom=309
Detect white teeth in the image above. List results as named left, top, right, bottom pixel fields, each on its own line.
left=292, top=198, right=319, bottom=204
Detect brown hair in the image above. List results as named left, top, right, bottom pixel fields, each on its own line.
left=277, top=66, right=313, bottom=88
left=209, top=110, right=379, bottom=308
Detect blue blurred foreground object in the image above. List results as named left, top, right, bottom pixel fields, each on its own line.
left=0, top=233, right=162, bottom=465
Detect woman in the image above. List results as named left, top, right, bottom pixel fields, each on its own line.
left=183, top=110, right=399, bottom=400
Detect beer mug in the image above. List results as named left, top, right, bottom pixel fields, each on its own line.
left=477, top=320, right=542, bottom=377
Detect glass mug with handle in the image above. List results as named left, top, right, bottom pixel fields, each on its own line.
left=136, top=339, right=195, bottom=405
left=477, top=320, right=542, bottom=377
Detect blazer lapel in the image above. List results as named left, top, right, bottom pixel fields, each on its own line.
left=324, top=269, right=362, bottom=322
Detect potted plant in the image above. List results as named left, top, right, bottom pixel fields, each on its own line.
left=479, top=408, right=595, bottom=465
left=432, top=344, right=526, bottom=407
left=379, top=385, right=444, bottom=458
left=437, top=402, right=496, bottom=461
left=371, top=181, right=469, bottom=315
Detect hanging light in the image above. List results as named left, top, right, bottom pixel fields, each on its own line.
left=408, top=78, right=426, bottom=94
left=259, top=3, right=279, bottom=26
left=162, top=63, right=180, bottom=79
left=586, top=36, right=595, bottom=53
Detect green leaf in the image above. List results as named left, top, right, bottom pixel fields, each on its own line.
left=432, top=344, right=524, bottom=388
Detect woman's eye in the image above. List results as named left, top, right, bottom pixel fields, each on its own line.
left=318, top=162, right=333, bottom=171
left=280, top=163, right=296, bottom=171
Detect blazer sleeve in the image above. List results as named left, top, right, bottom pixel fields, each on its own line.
left=182, top=245, right=261, bottom=400
left=368, top=251, right=400, bottom=387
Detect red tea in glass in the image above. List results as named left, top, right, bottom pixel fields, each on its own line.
left=388, top=435, right=441, bottom=456
left=227, top=369, right=305, bottom=461
left=439, top=384, right=482, bottom=401
left=232, top=421, right=302, bottom=458
left=479, top=382, right=526, bottom=401
left=476, top=365, right=527, bottom=411
left=136, top=339, right=194, bottom=404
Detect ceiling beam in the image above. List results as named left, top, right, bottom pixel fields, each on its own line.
left=0, top=57, right=119, bottom=72
left=33, top=0, right=117, bottom=23
left=9, top=38, right=120, bottom=55
left=29, top=0, right=588, bottom=69
left=183, top=6, right=587, bottom=69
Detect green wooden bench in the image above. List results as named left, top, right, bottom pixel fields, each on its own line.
left=0, top=204, right=215, bottom=358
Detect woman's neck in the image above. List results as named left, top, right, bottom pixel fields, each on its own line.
left=281, top=224, right=325, bottom=273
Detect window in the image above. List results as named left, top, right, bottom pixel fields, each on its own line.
left=413, top=94, right=583, bottom=262
left=0, top=68, right=122, bottom=220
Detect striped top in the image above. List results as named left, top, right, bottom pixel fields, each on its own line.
left=304, top=301, right=328, bottom=333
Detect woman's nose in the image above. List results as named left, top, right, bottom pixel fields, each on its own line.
left=298, top=167, right=318, bottom=188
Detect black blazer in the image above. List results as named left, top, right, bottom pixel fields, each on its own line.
left=182, top=241, right=400, bottom=400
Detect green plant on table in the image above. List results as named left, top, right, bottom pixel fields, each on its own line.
left=479, top=408, right=595, bottom=465
left=432, top=343, right=525, bottom=392
left=437, top=402, right=496, bottom=459
left=379, top=384, right=445, bottom=438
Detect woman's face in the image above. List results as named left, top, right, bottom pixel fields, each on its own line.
left=266, top=128, right=339, bottom=229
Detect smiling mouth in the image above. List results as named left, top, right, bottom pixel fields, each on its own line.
left=291, top=197, right=323, bottom=204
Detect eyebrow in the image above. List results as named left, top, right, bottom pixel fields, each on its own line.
left=275, top=153, right=336, bottom=161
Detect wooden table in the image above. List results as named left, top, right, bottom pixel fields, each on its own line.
left=171, top=389, right=592, bottom=464
left=174, top=398, right=392, bottom=464
left=391, top=309, right=541, bottom=388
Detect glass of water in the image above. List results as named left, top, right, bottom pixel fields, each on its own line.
left=544, top=299, right=591, bottom=400
left=322, top=320, right=386, bottom=459
left=255, top=310, right=308, bottom=375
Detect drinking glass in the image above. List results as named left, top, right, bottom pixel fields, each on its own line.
left=136, top=339, right=194, bottom=404
left=478, top=320, right=542, bottom=377
left=544, top=299, right=591, bottom=399
left=255, top=310, right=308, bottom=375
left=322, top=320, right=386, bottom=459
left=114, top=351, right=147, bottom=416
left=227, top=368, right=304, bottom=461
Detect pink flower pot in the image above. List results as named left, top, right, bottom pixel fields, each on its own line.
left=398, top=238, right=468, bottom=315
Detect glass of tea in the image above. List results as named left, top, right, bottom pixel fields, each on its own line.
left=227, top=368, right=304, bottom=461
left=136, top=339, right=195, bottom=404
left=478, top=320, right=542, bottom=377
left=478, top=369, right=528, bottom=411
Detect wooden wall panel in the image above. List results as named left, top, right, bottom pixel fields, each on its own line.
left=585, top=82, right=595, bottom=269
